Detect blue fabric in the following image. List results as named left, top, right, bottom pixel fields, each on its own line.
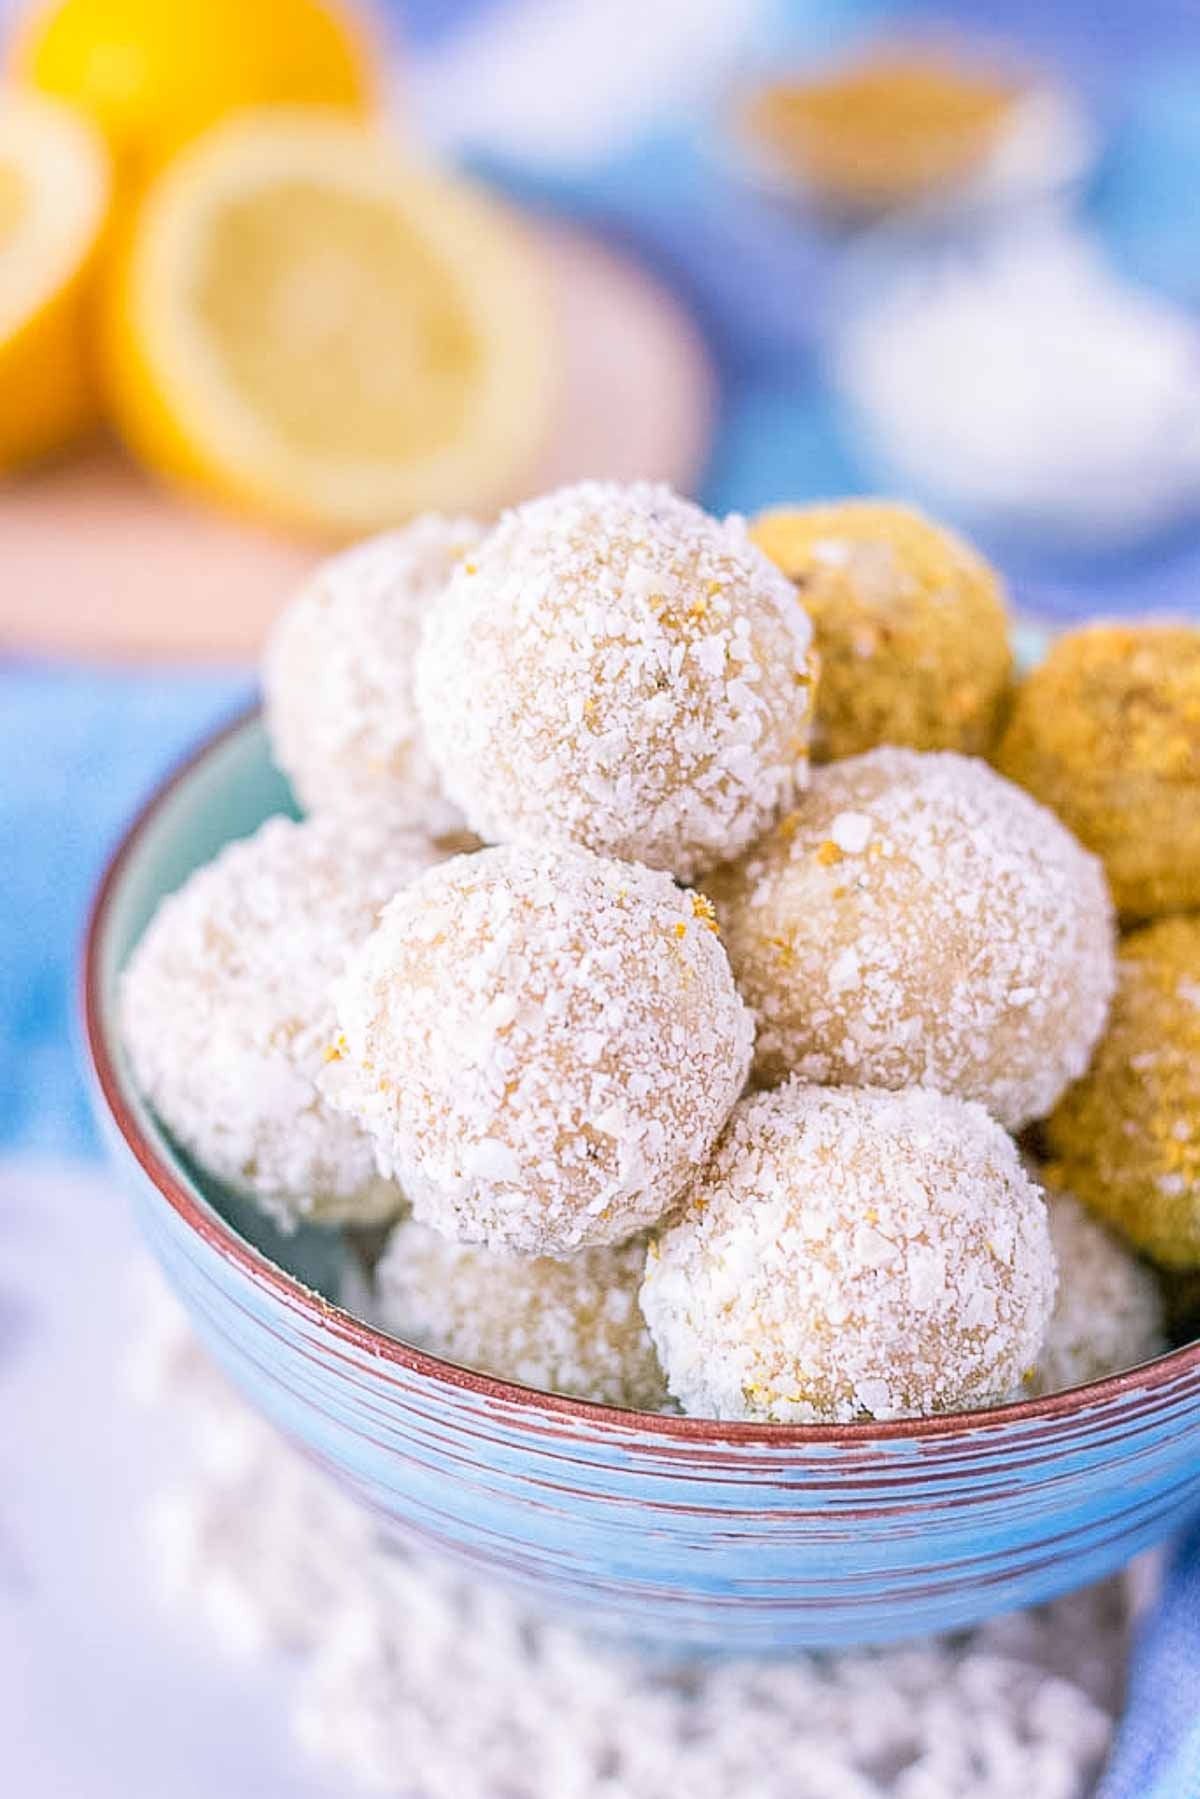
left=1099, top=1522, right=1200, bottom=1799
left=0, top=661, right=250, bottom=1157
left=3, top=1, right=1200, bottom=1789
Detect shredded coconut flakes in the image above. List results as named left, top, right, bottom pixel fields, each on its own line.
left=120, top=812, right=443, bottom=1229
left=264, top=516, right=482, bottom=834
left=323, top=841, right=754, bottom=1255
left=709, top=747, right=1116, bottom=1129
left=373, top=1218, right=670, bottom=1410
left=640, top=1082, right=1057, bottom=1423
left=414, top=481, right=816, bottom=880
left=1028, top=1185, right=1165, bottom=1397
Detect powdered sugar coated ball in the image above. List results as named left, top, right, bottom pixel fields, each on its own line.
left=640, top=1083, right=1057, bottom=1424
left=121, top=813, right=443, bottom=1231
left=414, top=481, right=816, bottom=880
left=264, top=516, right=482, bottom=832
left=709, top=748, right=1115, bottom=1129
left=322, top=843, right=754, bottom=1255
left=1028, top=1185, right=1164, bottom=1397
left=372, top=1220, right=669, bottom=1410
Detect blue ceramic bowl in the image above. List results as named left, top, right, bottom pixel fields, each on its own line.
left=84, top=711, right=1200, bottom=1652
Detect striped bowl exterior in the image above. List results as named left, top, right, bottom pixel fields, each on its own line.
left=83, top=712, right=1200, bottom=1652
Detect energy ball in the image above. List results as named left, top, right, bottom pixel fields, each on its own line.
left=414, top=481, right=816, bottom=880
left=322, top=843, right=754, bottom=1255
left=264, top=516, right=482, bottom=833
left=996, top=622, right=1200, bottom=920
left=372, top=1220, right=669, bottom=1411
left=121, top=813, right=441, bottom=1231
left=640, top=1083, right=1056, bottom=1424
left=1045, top=916, right=1200, bottom=1270
left=708, top=747, right=1115, bottom=1129
left=750, top=499, right=1011, bottom=760
left=1025, top=1185, right=1164, bottom=1397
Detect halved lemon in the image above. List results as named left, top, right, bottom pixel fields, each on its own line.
left=0, top=89, right=110, bottom=469
left=103, top=110, right=556, bottom=535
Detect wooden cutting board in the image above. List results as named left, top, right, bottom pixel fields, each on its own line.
left=0, top=220, right=715, bottom=661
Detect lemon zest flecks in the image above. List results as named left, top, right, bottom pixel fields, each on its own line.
left=690, top=891, right=720, bottom=934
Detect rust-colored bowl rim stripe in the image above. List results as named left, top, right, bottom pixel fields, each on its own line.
left=81, top=707, right=1200, bottom=1450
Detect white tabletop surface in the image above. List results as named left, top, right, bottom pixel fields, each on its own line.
left=1, top=1155, right=340, bottom=1799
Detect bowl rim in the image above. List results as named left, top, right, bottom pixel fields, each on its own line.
left=82, top=707, right=1200, bottom=1449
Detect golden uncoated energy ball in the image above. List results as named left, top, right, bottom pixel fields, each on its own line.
left=996, top=621, right=1200, bottom=920
left=709, top=747, right=1115, bottom=1129
left=1045, top=915, right=1200, bottom=1270
left=119, top=813, right=441, bottom=1230
left=264, top=516, right=482, bottom=834
left=414, top=481, right=816, bottom=881
left=639, top=1083, right=1056, bottom=1424
left=751, top=499, right=1011, bottom=761
left=321, top=843, right=754, bottom=1256
left=372, top=1219, right=669, bottom=1411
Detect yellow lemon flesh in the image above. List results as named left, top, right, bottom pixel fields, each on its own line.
left=14, top=0, right=372, bottom=192
left=0, top=89, right=110, bottom=469
left=104, top=111, right=555, bottom=535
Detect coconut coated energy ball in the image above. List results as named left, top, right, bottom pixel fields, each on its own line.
left=708, top=748, right=1115, bottom=1129
left=415, top=481, right=816, bottom=880
left=751, top=500, right=1011, bottom=761
left=996, top=622, right=1200, bottom=920
left=264, top=516, right=482, bottom=833
left=322, top=843, right=754, bottom=1256
left=640, top=1083, right=1056, bottom=1424
left=1026, top=1186, right=1164, bottom=1397
left=372, top=1220, right=669, bottom=1410
left=1045, top=916, right=1200, bottom=1269
left=120, top=813, right=441, bottom=1231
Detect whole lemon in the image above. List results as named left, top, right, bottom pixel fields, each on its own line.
left=14, top=0, right=373, bottom=191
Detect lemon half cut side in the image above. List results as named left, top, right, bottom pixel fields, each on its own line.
left=0, top=89, right=110, bottom=469
left=104, top=111, right=556, bottom=535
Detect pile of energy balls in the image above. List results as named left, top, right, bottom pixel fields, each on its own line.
left=121, top=483, right=1200, bottom=1425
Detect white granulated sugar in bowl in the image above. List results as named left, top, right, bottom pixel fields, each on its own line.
left=119, top=811, right=444, bottom=1231
left=263, top=515, right=482, bottom=834
left=322, top=842, right=753, bottom=1256
left=414, top=480, right=816, bottom=881
left=834, top=219, right=1200, bottom=546
left=131, top=1273, right=1127, bottom=1799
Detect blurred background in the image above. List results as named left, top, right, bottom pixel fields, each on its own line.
left=7, top=0, right=1200, bottom=657
left=3, top=2, right=1200, bottom=1795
